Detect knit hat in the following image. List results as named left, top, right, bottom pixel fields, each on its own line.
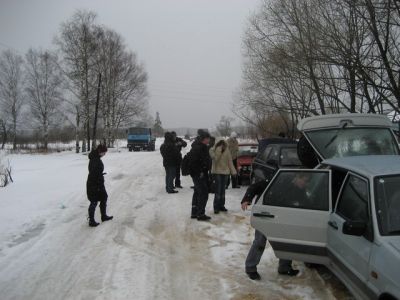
left=199, top=130, right=211, bottom=140
left=97, top=144, right=108, bottom=153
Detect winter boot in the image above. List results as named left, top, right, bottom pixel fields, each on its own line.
left=100, top=201, right=113, bottom=222
left=88, top=202, right=99, bottom=227
left=88, top=218, right=100, bottom=227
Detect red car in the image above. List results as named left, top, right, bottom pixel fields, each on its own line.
left=236, top=143, right=258, bottom=185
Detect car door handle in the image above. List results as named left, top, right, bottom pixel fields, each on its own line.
left=328, top=221, right=338, bottom=230
left=253, top=212, right=275, bottom=218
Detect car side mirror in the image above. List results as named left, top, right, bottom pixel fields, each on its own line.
left=266, top=159, right=278, bottom=167
left=342, top=220, right=367, bottom=236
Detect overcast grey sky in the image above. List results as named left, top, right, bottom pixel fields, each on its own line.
left=0, top=0, right=259, bottom=129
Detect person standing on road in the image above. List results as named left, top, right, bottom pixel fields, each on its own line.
left=190, top=130, right=212, bottom=221
left=171, top=131, right=187, bottom=189
left=160, top=132, right=181, bottom=194
left=86, top=144, right=113, bottom=227
left=241, top=178, right=301, bottom=280
left=226, top=131, right=240, bottom=188
left=209, top=138, right=236, bottom=214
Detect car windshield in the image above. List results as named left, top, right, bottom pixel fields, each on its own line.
left=280, top=148, right=302, bottom=166
left=238, top=145, right=258, bottom=157
left=375, top=175, right=400, bottom=236
left=306, top=128, right=399, bottom=159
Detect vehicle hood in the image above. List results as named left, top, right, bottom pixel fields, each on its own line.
left=297, top=114, right=399, bottom=160
left=237, top=156, right=254, bottom=166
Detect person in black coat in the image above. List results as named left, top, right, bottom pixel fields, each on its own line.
left=171, top=131, right=187, bottom=188
left=189, top=130, right=212, bottom=221
left=86, top=144, right=113, bottom=227
left=160, top=132, right=181, bottom=193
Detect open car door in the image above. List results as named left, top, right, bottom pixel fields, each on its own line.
left=251, top=169, right=331, bottom=265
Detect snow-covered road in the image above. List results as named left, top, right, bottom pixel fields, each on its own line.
left=0, top=143, right=352, bottom=300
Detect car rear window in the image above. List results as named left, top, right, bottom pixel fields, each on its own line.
left=280, top=148, right=302, bottom=166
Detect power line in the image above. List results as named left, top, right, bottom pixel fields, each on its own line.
left=149, top=79, right=235, bottom=93
left=150, top=93, right=232, bottom=104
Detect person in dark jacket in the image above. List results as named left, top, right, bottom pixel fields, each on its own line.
left=171, top=131, right=187, bottom=188
left=86, top=144, right=113, bottom=227
left=160, top=132, right=181, bottom=194
left=190, top=130, right=211, bottom=221
left=241, top=179, right=299, bottom=280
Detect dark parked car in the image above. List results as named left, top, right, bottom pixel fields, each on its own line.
left=237, top=143, right=258, bottom=185
left=251, top=140, right=302, bottom=183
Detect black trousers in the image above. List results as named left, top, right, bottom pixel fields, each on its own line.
left=88, top=191, right=108, bottom=220
left=191, top=175, right=209, bottom=217
left=175, top=162, right=182, bottom=187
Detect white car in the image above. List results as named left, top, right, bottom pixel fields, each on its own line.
left=251, top=114, right=400, bottom=300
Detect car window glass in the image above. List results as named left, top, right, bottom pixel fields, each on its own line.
left=238, top=145, right=258, bottom=157
left=280, top=147, right=302, bottom=166
left=258, top=146, right=272, bottom=162
left=306, top=128, right=399, bottom=159
left=263, top=171, right=329, bottom=211
left=375, top=175, right=400, bottom=235
left=336, top=175, right=369, bottom=222
left=267, top=146, right=279, bottom=162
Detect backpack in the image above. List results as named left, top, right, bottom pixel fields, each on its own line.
left=181, top=152, right=193, bottom=176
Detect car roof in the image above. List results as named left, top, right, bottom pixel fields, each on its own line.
left=258, top=138, right=297, bottom=152
left=298, top=113, right=392, bottom=131
left=322, top=155, right=400, bottom=177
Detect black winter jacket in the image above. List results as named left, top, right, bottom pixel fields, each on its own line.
left=175, top=137, right=187, bottom=152
left=189, top=140, right=211, bottom=177
left=86, top=150, right=107, bottom=201
left=160, top=141, right=180, bottom=167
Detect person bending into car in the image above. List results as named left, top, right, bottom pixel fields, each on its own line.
left=241, top=180, right=299, bottom=280
left=86, top=144, right=113, bottom=227
left=209, top=138, right=237, bottom=214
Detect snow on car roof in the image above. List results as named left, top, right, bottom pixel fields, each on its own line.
left=298, top=113, right=392, bottom=131
left=323, top=155, right=400, bottom=177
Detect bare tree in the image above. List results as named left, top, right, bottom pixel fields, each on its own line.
left=237, top=0, right=400, bottom=133
left=0, top=118, right=8, bottom=149
left=55, top=10, right=99, bottom=152
left=216, top=115, right=234, bottom=136
left=0, top=50, right=25, bottom=150
left=25, top=49, right=64, bottom=150
left=95, top=28, right=148, bottom=146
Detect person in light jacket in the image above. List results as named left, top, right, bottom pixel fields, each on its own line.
left=209, top=138, right=237, bottom=214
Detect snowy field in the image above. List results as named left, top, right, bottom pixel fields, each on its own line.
left=0, top=139, right=352, bottom=300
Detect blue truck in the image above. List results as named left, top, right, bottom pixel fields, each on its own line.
left=127, top=127, right=156, bottom=151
